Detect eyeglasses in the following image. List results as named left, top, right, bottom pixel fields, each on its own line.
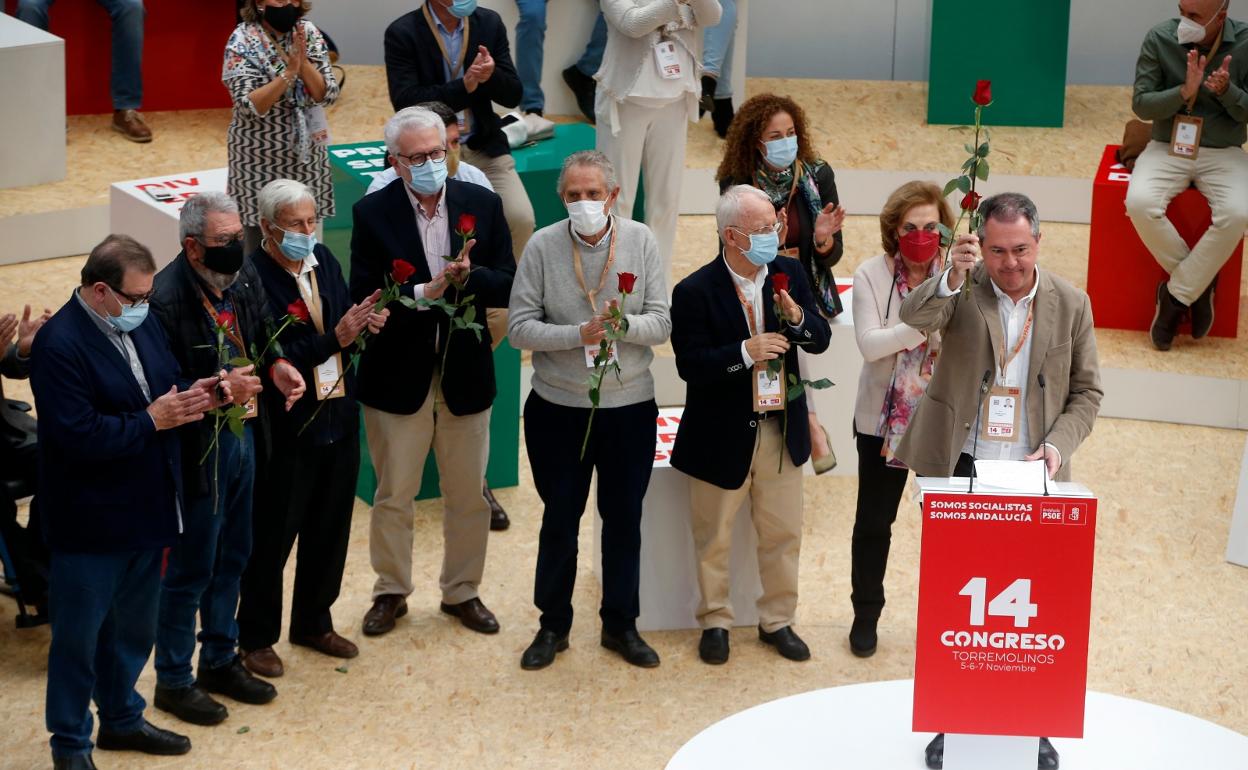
left=395, top=148, right=447, bottom=168
left=729, top=221, right=783, bottom=238
left=194, top=232, right=245, bottom=248
left=109, top=285, right=153, bottom=306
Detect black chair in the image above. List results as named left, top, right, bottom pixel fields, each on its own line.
left=0, top=396, right=46, bottom=628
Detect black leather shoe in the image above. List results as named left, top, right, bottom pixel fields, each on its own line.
left=153, top=683, right=228, bottom=726
left=698, top=628, right=729, bottom=665
left=600, top=629, right=660, bottom=668
left=96, top=720, right=191, bottom=755
left=1150, top=281, right=1186, bottom=351
left=925, top=733, right=944, bottom=769
left=849, top=616, right=878, bottom=658
left=520, top=628, right=569, bottom=670
left=561, top=65, right=597, bottom=124
left=52, top=754, right=96, bottom=769
left=699, top=74, right=716, bottom=116
left=1190, top=280, right=1216, bottom=339
left=197, top=655, right=278, bottom=705
left=1039, top=737, right=1060, bottom=769
left=711, top=97, right=735, bottom=138
left=484, top=484, right=510, bottom=531
left=758, top=625, right=810, bottom=661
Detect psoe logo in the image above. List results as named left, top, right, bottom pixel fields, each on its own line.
left=1040, top=504, right=1064, bottom=524
left=1064, top=504, right=1087, bottom=526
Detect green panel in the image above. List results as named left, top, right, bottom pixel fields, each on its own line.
left=927, top=1, right=1071, bottom=128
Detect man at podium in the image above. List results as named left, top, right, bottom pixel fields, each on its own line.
left=894, top=192, right=1103, bottom=769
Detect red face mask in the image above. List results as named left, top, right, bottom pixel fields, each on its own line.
left=898, top=229, right=941, bottom=264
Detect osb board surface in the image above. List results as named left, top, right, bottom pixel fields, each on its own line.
left=0, top=70, right=1135, bottom=218
left=0, top=416, right=1243, bottom=769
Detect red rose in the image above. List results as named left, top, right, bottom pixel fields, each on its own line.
left=391, top=259, right=417, bottom=285
left=960, top=191, right=983, bottom=211
left=617, top=272, right=637, bottom=294
left=457, top=213, right=477, bottom=235
left=287, top=299, right=311, bottom=323
left=215, top=311, right=235, bottom=331
left=771, top=272, right=790, bottom=294
left=973, top=80, right=992, bottom=106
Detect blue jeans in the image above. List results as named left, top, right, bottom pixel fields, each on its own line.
left=46, top=548, right=162, bottom=758
left=155, top=427, right=255, bottom=688
left=15, top=0, right=145, bottom=110
left=701, top=0, right=736, bottom=99
left=514, top=0, right=607, bottom=112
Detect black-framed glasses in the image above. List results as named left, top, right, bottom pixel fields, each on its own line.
left=395, top=148, right=447, bottom=168
left=194, top=232, right=245, bottom=248
left=108, top=285, right=153, bottom=306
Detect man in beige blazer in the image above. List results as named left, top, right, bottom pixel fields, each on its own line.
left=895, top=192, right=1103, bottom=770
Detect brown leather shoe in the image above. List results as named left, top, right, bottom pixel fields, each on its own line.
left=290, top=630, right=359, bottom=659
left=112, top=109, right=152, bottom=143
left=362, top=594, right=408, bottom=637
left=440, top=597, right=500, bottom=634
left=241, top=647, right=284, bottom=678
left=484, top=484, right=510, bottom=531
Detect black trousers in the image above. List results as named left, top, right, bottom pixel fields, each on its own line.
left=237, top=432, right=359, bottom=650
left=524, top=392, right=657, bottom=636
left=850, top=432, right=911, bottom=619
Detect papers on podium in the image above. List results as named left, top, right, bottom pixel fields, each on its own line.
left=972, top=459, right=1048, bottom=494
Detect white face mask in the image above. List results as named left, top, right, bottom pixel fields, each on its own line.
left=566, top=199, right=610, bottom=237
left=1177, top=1, right=1226, bottom=45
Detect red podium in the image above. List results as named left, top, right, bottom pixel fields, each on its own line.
left=2, top=0, right=236, bottom=115
left=913, top=477, right=1097, bottom=762
left=1088, top=144, right=1242, bottom=338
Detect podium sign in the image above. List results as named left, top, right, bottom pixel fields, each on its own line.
left=913, top=487, right=1097, bottom=738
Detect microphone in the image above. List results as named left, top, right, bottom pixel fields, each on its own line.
left=967, top=368, right=993, bottom=493
left=1038, top=373, right=1050, bottom=497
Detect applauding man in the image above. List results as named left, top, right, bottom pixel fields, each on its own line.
left=670, top=185, right=830, bottom=666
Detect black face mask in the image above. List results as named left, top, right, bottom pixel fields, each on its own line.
left=262, top=4, right=302, bottom=34
left=200, top=239, right=245, bottom=276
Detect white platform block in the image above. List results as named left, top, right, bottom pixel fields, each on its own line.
left=109, top=169, right=228, bottom=267
left=0, top=14, right=65, bottom=190
left=943, top=734, right=1040, bottom=770
left=593, top=407, right=763, bottom=632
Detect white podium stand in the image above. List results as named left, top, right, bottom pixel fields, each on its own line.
left=0, top=14, right=65, bottom=190
left=109, top=169, right=228, bottom=266
left=592, top=407, right=763, bottom=631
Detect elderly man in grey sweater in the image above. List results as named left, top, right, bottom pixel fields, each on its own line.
left=507, top=150, right=671, bottom=671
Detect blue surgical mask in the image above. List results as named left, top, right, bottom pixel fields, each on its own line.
left=449, top=0, right=477, bottom=18
left=107, top=288, right=149, bottom=333
left=740, top=229, right=780, bottom=267
left=406, top=157, right=448, bottom=195
left=276, top=227, right=317, bottom=262
left=762, top=135, right=798, bottom=169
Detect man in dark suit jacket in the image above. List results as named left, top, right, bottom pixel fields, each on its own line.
left=32, top=235, right=224, bottom=768
left=670, top=185, right=830, bottom=666
left=351, top=106, right=515, bottom=639
left=384, top=0, right=535, bottom=276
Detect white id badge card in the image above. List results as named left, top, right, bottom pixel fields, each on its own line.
left=584, top=343, right=619, bottom=368
left=315, top=352, right=346, bottom=401
left=982, top=385, right=1021, bottom=441
left=243, top=394, right=259, bottom=420
left=1169, top=115, right=1202, bottom=159
left=307, top=105, right=331, bottom=146
left=653, top=40, right=682, bottom=80
left=754, top=363, right=785, bottom=412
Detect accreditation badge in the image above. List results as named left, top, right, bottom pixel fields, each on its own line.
left=982, top=385, right=1021, bottom=441
left=307, top=105, right=331, bottom=146
left=1169, top=115, right=1202, bottom=159
left=243, top=394, right=259, bottom=420
left=653, top=39, right=682, bottom=80
left=753, top=361, right=786, bottom=412
left=584, top=343, right=619, bottom=368
left=315, top=352, right=347, bottom=401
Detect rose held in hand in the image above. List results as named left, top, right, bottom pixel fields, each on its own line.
left=286, top=298, right=311, bottom=323
left=973, top=80, right=992, bottom=106
left=391, top=259, right=416, bottom=285
left=961, top=191, right=982, bottom=211
left=617, top=271, right=637, bottom=294
left=771, top=272, right=789, bottom=295
left=457, top=213, right=477, bottom=237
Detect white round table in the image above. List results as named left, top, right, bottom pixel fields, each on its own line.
left=666, top=679, right=1248, bottom=769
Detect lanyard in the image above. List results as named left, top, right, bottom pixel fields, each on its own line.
left=423, top=3, right=471, bottom=78
left=293, top=266, right=328, bottom=335
left=570, top=223, right=617, bottom=315
left=998, top=299, right=1035, bottom=379
left=730, top=275, right=761, bottom=340
left=199, top=292, right=247, bottom=354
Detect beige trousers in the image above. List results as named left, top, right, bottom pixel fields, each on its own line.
left=460, top=148, right=534, bottom=349
left=363, top=375, right=492, bottom=605
left=1124, top=140, right=1248, bottom=305
left=688, top=419, right=804, bottom=633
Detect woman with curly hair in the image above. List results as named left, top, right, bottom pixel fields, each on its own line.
left=715, top=93, right=846, bottom=473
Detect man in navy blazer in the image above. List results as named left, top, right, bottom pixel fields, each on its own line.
left=31, top=235, right=227, bottom=768
left=384, top=0, right=535, bottom=278
left=350, top=106, right=514, bottom=639
left=670, top=185, right=830, bottom=666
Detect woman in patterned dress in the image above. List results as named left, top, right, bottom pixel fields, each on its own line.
left=224, top=0, right=339, bottom=256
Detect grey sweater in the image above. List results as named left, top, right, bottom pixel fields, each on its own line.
left=508, top=216, right=671, bottom=408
